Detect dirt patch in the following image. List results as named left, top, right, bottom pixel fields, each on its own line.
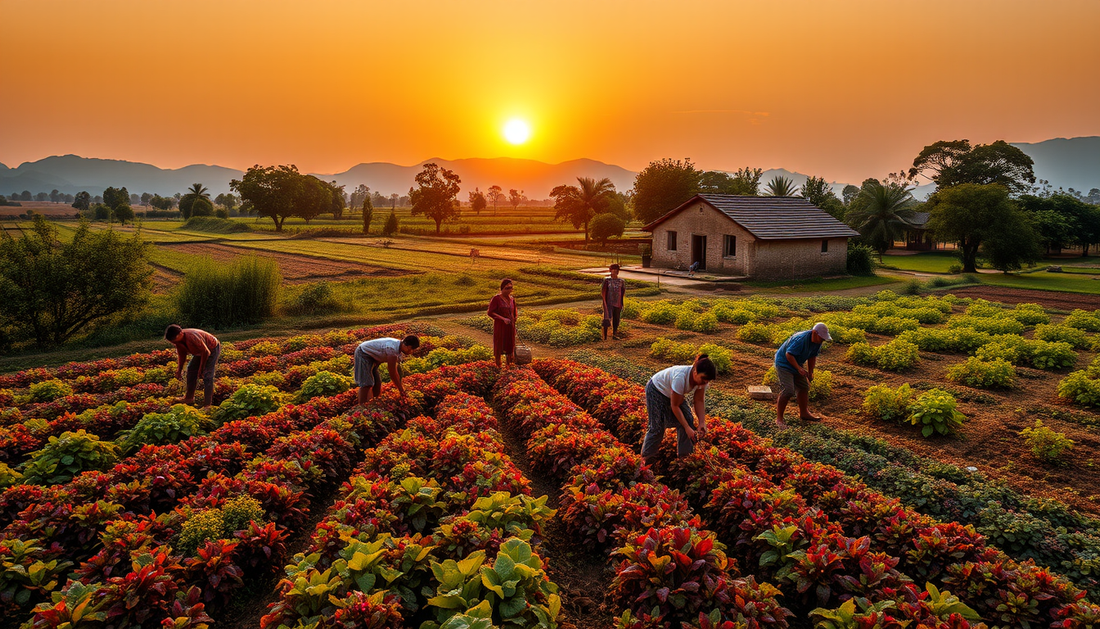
left=150, top=264, right=182, bottom=293
left=161, top=242, right=410, bottom=283
left=948, top=285, right=1100, bottom=310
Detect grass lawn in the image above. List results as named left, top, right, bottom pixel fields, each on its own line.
left=878, top=251, right=961, bottom=273
left=745, top=274, right=903, bottom=293
left=977, top=270, right=1100, bottom=294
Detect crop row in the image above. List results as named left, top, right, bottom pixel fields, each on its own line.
left=534, top=359, right=1100, bottom=627
left=263, top=365, right=561, bottom=629
left=490, top=366, right=792, bottom=629
left=0, top=344, right=481, bottom=627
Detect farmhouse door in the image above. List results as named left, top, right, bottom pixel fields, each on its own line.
left=691, top=235, right=707, bottom=270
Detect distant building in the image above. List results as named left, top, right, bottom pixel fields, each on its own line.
left=642, top=194, right=859, bottom=280
left=902, top=211, right=934, bottom=250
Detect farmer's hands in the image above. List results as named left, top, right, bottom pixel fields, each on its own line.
left=501, top=318, right=511, bottom=326
left=685, top=427, right=697, bottom=442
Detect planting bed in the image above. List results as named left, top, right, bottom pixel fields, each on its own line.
left=159, top=242, right=410, bottom=281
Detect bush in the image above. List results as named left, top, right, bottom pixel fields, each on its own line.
left=862, top=383, right=914, bottom=422
left=907, top=389, right=966, bottom=437
left=177, top=254, right=281, bottom=328
left=737, top=322, right=773, bottom=343
left=846, top=243, right=876, bottom=276
left=1034, top=324, right=1090, bottom=350
left=975, top=340, right=1022, bottom=364
left=650, top=338, right=695, bottom=363
left=216, top=384, right=282, bottom=422
left=222, top=495, right=266, bottom=532
left=28, top=379, right=72, bottom=402
left=848, top=338, right=919, bottom=371
left=21, top=429, right=121, bottom=485
left=286, top=282, right=346, bottom=316
left=1058, top=371, right=1100, bottom=407
left=1063, top=309, right=1100, bottom=332
left=591, top=213, right=626, bottom=243
left=946, top=357, right=1016, bottom=389
left=1010, top=303, right=1051, bottom=326
left=846, top=342, right=877, bottom=367
left=947, top=315, right=1026, bottom=336
left=382, top=210, right=399, bottom=236
left=640, top=303, right=678, bottom=325
left=178, top=509, right=226, bottom=555
left=117, top=405, right=213, bottom=454
left=295, top=371, right=352, bottom=403
left=1020, top=420, right=1074, bottom=464
left=180, top=216, right=250, bottom=233
left=1026, top=340, right=1077, bottom=370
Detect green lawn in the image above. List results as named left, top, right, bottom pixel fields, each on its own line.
left=977, top=270, right=1100, bottom=295
left=878, top=251, right=961, bottom=273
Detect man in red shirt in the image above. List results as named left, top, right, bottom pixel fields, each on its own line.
left=165, top=324, right=221, bottom=409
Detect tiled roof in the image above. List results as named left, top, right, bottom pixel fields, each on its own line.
left=905, top=211, right=931, bottom=227
left=643, top=194, right=860, bottom=240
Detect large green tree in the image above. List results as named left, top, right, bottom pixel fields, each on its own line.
left=909, top=139, right=1035, bottom=195
left=1017, top=193, right=1100, bottom=255
left=0, top=217, right=152, bottom=346
left=469, top=188, right=487, bottom=215
left=845, top=180, right=917, bottom=256
left=179, top=183, right=211, bottom=219
left=551, top=176, right=615, bottom=242
left=926, top=183, right=1040, bottom=272
left=72, top=191, right=91, bottom=213
left=800, top=175, right=844, bottom=219
left=409, top=163, right=462, bottom=234
left=232, top=165, right=306, bottom=231
left=632, top=158, right=699, bottom=224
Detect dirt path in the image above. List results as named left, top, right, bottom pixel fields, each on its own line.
left=160, top=242, right=410, bottom=283
left=945, top=285, right=1100, bottom=310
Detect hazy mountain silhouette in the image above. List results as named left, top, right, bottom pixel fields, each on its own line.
left=2, top=137, right=1096, bottom=200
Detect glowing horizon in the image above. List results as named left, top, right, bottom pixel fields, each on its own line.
left=1, top=1, right=1098, bottom=183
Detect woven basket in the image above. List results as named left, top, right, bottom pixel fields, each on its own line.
left=514, top=344, right=533, bottom=365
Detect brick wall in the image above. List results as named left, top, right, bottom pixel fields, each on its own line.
left=650, top=201, right=848, bottom=279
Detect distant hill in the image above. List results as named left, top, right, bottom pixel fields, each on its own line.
left=2, top=137, right=1096, bottom=200
left=1013, top=137, right=1100, bottom=195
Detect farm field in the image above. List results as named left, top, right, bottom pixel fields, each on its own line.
left=1, top=307, right=1099, bottom=628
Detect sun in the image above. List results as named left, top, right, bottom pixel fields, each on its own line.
left=503, top=119, right=531, bottom=145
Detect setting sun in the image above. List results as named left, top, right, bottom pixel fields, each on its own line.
left=503, top=119, right=531, bottom=145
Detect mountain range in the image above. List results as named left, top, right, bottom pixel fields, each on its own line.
left=1, top=137, right=1097, bottom=200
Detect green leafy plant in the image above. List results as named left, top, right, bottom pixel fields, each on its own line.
left=1058, top=371, right=1100, bottom=407
left=117, top=405, right=213, bottom=454
left=1025, top=340, right=1077, bottom=371
left=1034, top=323, right=1090, bottom=350
left=295, top=370, right=353, bottom=403
left=861, top=383, right=914, bottom=423
left=907, top=388, right=966, bottom=437
left=215, top=384, right=282, bottom=422
left=222, top=495, right=266, bottom=532
left=28, top=380, right=72, bottom=403
left=1020, top=419, right=1074, bottom=464
left=20, top=430, right=120, bottom=485
left=946, top=357, right=1016, bottom=389
left=178, top=509, right=226, bottom=556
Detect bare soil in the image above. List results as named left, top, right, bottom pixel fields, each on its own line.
left=150, top=263, right=183, bottom=293
left=947, top=286, right=1100, bottom=310
left=160, top=242, right=410, bottom=283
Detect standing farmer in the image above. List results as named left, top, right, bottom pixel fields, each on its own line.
left=601, top=263, right=626, bottom=340
left=641, top=354, right=717, bottom=465
left=165, top=324, right=221, bottom=409
left=354, top=335, right=420, bottom=404
left=487, top=278, right=518, bottom=368
left=774, top=323, right=831, bottom=427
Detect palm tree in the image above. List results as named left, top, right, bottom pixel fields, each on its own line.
left=179, top=183, right=212, bottom=219
left=846, top=180, right=917, bottom=258
left=764, top=175, right=798, bottom=197
left=552, top=176, right=615, bottom=242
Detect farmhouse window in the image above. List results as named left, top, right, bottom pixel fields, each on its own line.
left=724, top=235, right=736, bottom=257
left=821, top=239, right=829, bottom=253
left=667, top=231, right=677, bottom=251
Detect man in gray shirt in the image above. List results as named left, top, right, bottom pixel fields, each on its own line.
left=354, top=335, right=419, bottom=403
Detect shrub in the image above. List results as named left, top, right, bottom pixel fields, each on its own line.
left=222, top=495, right=266, bottom=532
left=907, top=389, right=966, bottom=437
left=117, top=405, right=213, bottom=454
left=846, top=244, right=875, bottom=276
left=287, top=282, right=347, bottom=316
left=28, top=379, right=72, bottom=403
left=21, top=430, right=120, bottom=485
left=650, top=338, right=696, bottom=363
left=947, top=315, right=1026, bottom=336
left=1035, top=324, right=1090, bottom=350
left=846, top=342, right=877, bottom=367
left=737, top=322, right=773, bottom=343
left=1058, top=371, right=1100, bottom=407
left=697, top=343, right=732, bottom=374
left=975, top=340, right=1022, bottom=364
left=176, top=254, right=281, bottom=328
left=640, top=304, right=678, bottom=325
left=875, top=338, right=920, bottom=371
left=1063, top=309, right=1100, bottom=332
left=946, top=357, right=1016, bottom=389
left=296, top=371, right=353, bottom=403
left=215, top=384, right=282, bottom=422
left=862, top=383, right=914, bottom=422
left=712, top=305, right=753, bottom=325
left=1026, top=340, right=1077, bottom=370
left=1011, top=303, right=1051, bottom=326
left=178, top=509, right=226, bottom=555
left=0, top=462, right=22, bottom=488
left=1020, top=420, right=1074, bottom=464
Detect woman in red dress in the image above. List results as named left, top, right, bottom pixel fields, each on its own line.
left=487, top=278, right=517, bottom=368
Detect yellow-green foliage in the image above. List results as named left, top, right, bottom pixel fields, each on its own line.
left=946, top=357, right=1016, bottom=389
left=907, top=388, right=966, bottom=437
left=0, top=462, right=22, bottom=488
left=1058, top=369, right=1100, bottom=407
left=249, top=341, right=282, bottom=357
left=178, top=509, right=226, bottom=555
left=29, top=379, right=73, bottom=403
left=946, top=315, right=1026, bottom=336
left=1063, top=309, right=1100, bottom=332
left=219, top=343, right=244, bottom=362
left=295, top=370, right=353, bottom=403
left=1034, top=324, right=1090, bottom=350
left=404, top=346, right=494, bottom=374
left=285, top=334, right=325, bottom=352
left=862, top=383, right=915, bottom=422
left=846, top=339, right=920, bottom=372
left=650, top=339, right=732, bottom=374
left=1010, top=303, right=1051, bottom=326
left=1020, top=420, right=1074, bottom=464
left=222, top=495, right=266, bottom=532
left=250, top=371, right=287, bottom=389
left=737, top=322, right=773, bottom=343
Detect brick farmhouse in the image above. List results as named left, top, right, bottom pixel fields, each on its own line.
left=642, top=194, right=859, bottom=280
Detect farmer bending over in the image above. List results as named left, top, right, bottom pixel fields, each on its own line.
left=641, top=354, right=717, bottom=465
left=774, top=322, right=830, bottom=427
left=354, top=335, right=419, bottom=404
left=165, top=324, right=221, bottom=409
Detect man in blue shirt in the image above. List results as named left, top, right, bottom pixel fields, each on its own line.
left=774, top=322, right=831, bottom=427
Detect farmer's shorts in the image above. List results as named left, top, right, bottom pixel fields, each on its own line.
left=776, top=368, right=809, bottom=398
left=353, top=346, right=381, bottom=388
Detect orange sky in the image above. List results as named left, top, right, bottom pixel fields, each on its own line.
left=2, top=0, right=1098, bottom=183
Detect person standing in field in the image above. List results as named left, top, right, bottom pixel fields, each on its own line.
left=487, top=278, right=518, bottom=368
left=165, top=324, right=221, bottom=409
left=353, top=335, right=419, bottom=404
left=774, top=323, right=831, bottom=427
left=601, top=263, right=626, bottom=340
left=641, top=354, right=717, bottom=465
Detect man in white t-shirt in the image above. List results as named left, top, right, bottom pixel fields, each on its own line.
left=640, top=356, right=717, bottom=464
left=354, top=335, right=419, bottom=404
